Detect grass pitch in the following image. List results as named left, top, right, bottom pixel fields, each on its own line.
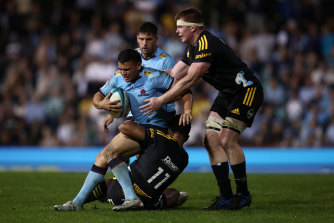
left=0, top=172, right=333, bottom=223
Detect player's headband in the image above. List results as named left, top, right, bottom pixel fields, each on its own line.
left=176, top=20, right=204, bottom=27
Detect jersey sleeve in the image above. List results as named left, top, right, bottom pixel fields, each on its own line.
left=99, top=72, right=117, bottom=96
left=181, top=47, right=191, bottom=66
left=163, top=56, right=176, bottom=70
left=193, top=33, right=214, bottom=64
left=152, top=71, right=174, bottom=91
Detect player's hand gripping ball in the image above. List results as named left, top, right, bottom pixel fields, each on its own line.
left=109, top=88, right=130, bottom=118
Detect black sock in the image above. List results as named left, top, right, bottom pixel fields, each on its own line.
left=91, top=164, right=108, bottom=175
left=230, top=161, right=249, bottom=195
left=211, top=162, right=233, bottom=199
left=84, top=181, right=108, bottom=204
left=108, top=157, right=123, bottom=170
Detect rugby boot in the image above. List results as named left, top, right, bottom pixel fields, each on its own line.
left=235, top=192, right=252, bottom=209
left=204, top=195, right=240, bottom=210
left=112, top=198, right=144, bottom=211
left=54, top=201, right=83, bottom=211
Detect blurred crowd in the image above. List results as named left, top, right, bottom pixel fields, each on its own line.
left=1, top=0, right=334, bottom=148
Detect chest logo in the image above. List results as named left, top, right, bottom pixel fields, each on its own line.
left=138, top=88, right=149, bottom=97
left=235, top=71, right=253, bottom=87
left=195, top=52, right=211, bottom=59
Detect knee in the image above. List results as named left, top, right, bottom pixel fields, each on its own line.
left=203, top=130, right=219, bottom=151
left=219, top=134, right=236, bottom=151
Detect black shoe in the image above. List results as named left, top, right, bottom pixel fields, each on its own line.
left=235, top=192, right=252, bottom=208
left=204, top=196, right=239, bottom=210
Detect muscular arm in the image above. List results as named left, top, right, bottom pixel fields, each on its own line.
left=140, top=62, right=210, bottom=114
left=168, top=61, right=189, bottom=80
left=118, top=120, right=145, bottom=141
left=163, top=62, right=210, bottom=103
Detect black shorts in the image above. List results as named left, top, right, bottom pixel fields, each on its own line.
left=106, top=178, right=165, bottom=209
left=210, top=82, right=263, bottom=127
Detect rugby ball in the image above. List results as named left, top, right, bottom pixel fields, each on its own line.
left=108, top=88, right=130, bottom=118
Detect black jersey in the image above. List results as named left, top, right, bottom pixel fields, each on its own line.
left=181, top=30, right=261, bottom=95
left=129, top=128, right=188, bottom=200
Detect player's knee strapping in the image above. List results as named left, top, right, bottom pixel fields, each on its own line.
left=205, top=116, right=245, bottom=134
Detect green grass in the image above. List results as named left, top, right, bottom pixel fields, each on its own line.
left=0, top=172, right=333, bottom=223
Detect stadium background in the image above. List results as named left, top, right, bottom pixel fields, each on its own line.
left=0, top=0, right=334, bottom=173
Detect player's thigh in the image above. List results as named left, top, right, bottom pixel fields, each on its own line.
left=110, top=133, right=141, bottom=158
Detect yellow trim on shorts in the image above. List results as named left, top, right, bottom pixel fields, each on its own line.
left=243, top=87, right=256, bottom=106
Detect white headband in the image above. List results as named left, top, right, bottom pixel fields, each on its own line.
left=176, top=20, right=204, bottom=27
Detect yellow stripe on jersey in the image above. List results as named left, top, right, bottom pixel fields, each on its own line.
left=198, top=35, right=208, bottom=51
left=198, top=39, right=202, bottom=51
left=156, top=130, right=176, bottom=141
left=203, top=35, right=208, bottom=50
left=243, top=87, right=257, bottom=106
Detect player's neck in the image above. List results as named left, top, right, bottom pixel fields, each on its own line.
left=191, top=29, right=205, bottom=46
left=142, top=47, right=157, bottom=60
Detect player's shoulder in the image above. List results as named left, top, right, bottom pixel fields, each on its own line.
left=156, top=47, right=174, bottom=60
left=135, top=47, right=141, bottom=53
left=142, top=66, right=166, bottom=77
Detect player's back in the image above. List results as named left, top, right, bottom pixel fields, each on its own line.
left=129, top=128, right=188, bottom=198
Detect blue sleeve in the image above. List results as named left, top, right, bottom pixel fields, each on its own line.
left=99, top=75, right=116, bottom=96
left=163, top=57, right=176, bottom=70
left=152, top=71, right=174, bottom=91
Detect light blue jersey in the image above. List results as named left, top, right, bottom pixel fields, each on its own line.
left=100, top=67, right=175, bottom=129
left=136, top=47, right=176, bottom=71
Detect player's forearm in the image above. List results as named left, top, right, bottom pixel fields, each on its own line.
left=93, top=92, right=104, bottom=109
left=181, top=90, right=193, bottom=114
left=161, top=74, right=197, bottom=105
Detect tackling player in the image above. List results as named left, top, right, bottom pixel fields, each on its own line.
left=140, top=8, right=264, bottom=210
left=78, top=114, right=191, bottom=210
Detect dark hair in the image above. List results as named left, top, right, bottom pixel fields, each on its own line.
left=118, top=49, right=142, bottom=64
left=168, top=114, right=191, bottom=142
left=175, top=8, right=204, bottom=24
left=138, top=22, right=158, bottom=36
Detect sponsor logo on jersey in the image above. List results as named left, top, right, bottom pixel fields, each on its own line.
left=247, top=109, right=255, bottom=119
left=162, top=156, right=179, bottom=172
left=138, top=88, right=149, bottom=97
left=159, top=53, right=167, bottom=58
left=195, top=52, right=212, bottom=59
left=114, top=71, right=121, bottom=76
left=144, top=70, right=152, bottom=76
left=231, top=108, right=240, bottom=115
left=133, top=183, right=152, bottom=198
left=243, top=87, right=257, bottom=107
left=235, top=71, right=253, bottom=87
left=198, top=35, right=208, bottom=51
